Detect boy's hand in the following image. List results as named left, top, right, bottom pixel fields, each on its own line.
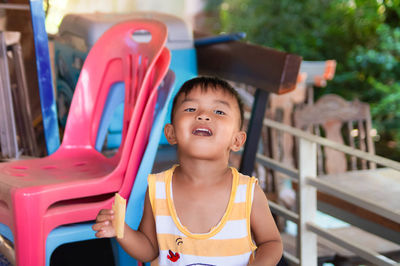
left=92, top=209, right=116, bottom=238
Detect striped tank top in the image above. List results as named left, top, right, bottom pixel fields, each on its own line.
left=148, top=165, right=258, bottom=266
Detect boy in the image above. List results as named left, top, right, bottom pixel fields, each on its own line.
left=93, top=76, right=283, bottom=265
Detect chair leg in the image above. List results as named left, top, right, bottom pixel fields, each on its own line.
left=13, top=192, right=46, bottom=266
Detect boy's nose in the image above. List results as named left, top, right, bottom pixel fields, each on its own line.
left=196, top=113, right=210, bottom=121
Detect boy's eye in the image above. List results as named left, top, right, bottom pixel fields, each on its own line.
left=214, top=110, right=225, bottom=115
left=184, top=107, right=196, bottom=112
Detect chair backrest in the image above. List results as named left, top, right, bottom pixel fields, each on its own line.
left=61, top=19, right=168, bottom=162
left=294, top=94, right=375, bottom=175
left=113, top=69, right=175, bottom=266
left=118, top=48, right=171, bottom=198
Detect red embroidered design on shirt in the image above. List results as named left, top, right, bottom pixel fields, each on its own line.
left=167, top=250, right=180, bottom=262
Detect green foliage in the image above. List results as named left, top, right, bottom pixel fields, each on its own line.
left=211, top=0, right=400, bottom=158
left=217, top=0, right=384, bottom=60
left=344, top=24, right=400, bottom=142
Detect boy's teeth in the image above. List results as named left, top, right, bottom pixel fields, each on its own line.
left=193, top=128, right=212, bottom=136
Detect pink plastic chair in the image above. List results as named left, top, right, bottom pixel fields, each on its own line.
left=0, top=20, right=170, bottom=266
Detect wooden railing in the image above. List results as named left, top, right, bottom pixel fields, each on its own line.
left=246, top=114, right=400, bottom=266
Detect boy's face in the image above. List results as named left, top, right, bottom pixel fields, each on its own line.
left=164, top=86, right=246, bottom=160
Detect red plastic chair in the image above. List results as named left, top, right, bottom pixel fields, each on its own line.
left=0, top=20, right=170, bottom=266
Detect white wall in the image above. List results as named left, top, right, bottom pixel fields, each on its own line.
left=45, top=0, right=205, bottom=34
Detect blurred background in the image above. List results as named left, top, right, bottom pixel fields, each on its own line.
left=1, top=1, right=399, bottom=265
left=200, top=0, right=400, bottom=162
left=6, top=0, right=399, bottom=161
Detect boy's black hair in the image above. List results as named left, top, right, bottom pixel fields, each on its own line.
left=171, top=76, right=244, bottom=129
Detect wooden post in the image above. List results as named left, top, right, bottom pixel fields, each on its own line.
left=298, top=138, right=317, bottom=266
left=240, top=88, right=269, bottom=175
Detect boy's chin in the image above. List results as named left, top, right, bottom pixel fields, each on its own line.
left=183, top=149, right=229, bottom=161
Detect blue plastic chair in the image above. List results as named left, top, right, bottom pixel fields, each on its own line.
left=111, top=70, right=175, bottom=266
left=94, top=82, right=125, bottom=151
left=44, top=70, right=175, bottom=265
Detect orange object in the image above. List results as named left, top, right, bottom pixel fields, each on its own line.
left=0, top=19, right=170, bottom=266
left=324, top=60, right=336, bottom=80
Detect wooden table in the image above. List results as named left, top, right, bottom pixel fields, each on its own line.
left=317, top=168, right=400, bottom=245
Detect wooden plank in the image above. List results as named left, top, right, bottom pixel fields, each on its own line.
left=0, top=32, right=19, bottom=158
left=298, top=138, right=318, bottom=265
left=259, top=117, right=400, bottom=171
left=318, top=192, right=400, bottom=233
left=319, top=168, right=400, bottom=218
left=0, top=3, right=29, bottom=10
left=318, top=200, right=400, bottom=245
left=255, top=152, right=299, bottom=180
left=195, top=33, right=302, bottom=95
left=326, top=226, right=400, bottom=256
left=307, top=223, right=398, bottom=266
left=11, top=43, right=39, bottom=156
left=269, top=201, right=299, bottom=223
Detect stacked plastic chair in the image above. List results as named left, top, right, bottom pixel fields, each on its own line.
left=45, top=70, right=175, bottom=265
left=109, top=70, right=174, bottom=266
left=0, top=19, right=170, bottom=266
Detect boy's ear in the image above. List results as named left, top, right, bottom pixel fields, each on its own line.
left=164, top=123, right=177, bottom=145
left=230, top=131, right=246, bottom=152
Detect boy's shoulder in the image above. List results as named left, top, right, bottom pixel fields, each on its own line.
left=233, top=167, right=259, bottom=185
left=148, top=165, right=176, bottom=183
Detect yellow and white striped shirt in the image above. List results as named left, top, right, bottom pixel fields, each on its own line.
left=148, top=165, right=258, bottom=266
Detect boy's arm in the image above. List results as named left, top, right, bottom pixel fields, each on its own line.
left=118, top=189, right=159, bottom=262
left=249, top=184, right=283, bottom=266
left=92, top=189, right=159, bottom=262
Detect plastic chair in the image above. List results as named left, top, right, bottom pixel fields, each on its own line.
left=45, top=70, right=175, bottom=266
left=112, top=70, right=175, bottom=266
left=0, top=20, right=170, bottom=266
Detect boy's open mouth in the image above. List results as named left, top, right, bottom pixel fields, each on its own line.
left=192, top=128, right=212, bottom=136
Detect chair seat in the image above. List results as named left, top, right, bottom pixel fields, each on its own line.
left=0, top=149, right=118, bottom=192
left=0, top=148, right=121, bottom=234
